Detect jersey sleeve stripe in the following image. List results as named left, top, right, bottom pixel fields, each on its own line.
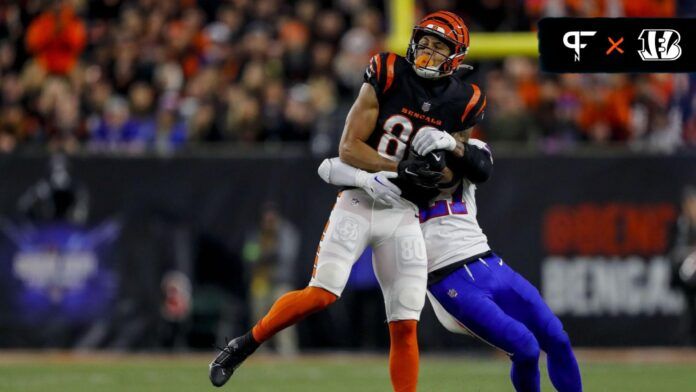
left=375, top=55, right=382, bottom=82
left=474, top=96, right=486, bottom=117
left=460, top=84, right=481, bottom=123
left=384, top=53, right=397, bottom=93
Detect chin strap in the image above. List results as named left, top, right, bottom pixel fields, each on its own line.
left=412, top=58, right=474, bottom=79
left=413, top=65, right=443, bottom=79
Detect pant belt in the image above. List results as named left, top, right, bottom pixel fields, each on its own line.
left=427, top=251, right=493, bottom=286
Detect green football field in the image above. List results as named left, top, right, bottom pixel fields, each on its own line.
left=1, top=351, right=695, bottom=391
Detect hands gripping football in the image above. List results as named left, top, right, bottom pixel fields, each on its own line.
left=356, top=129, right=454, bottom=207
left=398, top=128, right=456, bottom=188
left=356, top=149, right=446, bottom=208
left=397, top=149, right=446, bottom=189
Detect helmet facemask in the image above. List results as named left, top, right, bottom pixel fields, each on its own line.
left=406, top=27, right=468, bottom=79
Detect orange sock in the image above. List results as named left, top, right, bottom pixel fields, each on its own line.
left=251, top=286, right=337, bottom=343
left=388, top=320, right=419, bottom=392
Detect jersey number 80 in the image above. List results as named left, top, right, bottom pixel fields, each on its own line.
left=377, top=115, right=440, bottom=161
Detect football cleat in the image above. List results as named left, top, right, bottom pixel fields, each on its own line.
left=209, top=332, right=259, bottom=387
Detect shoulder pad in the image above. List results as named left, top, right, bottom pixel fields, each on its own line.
left=468, top=138, right=493, bottom=162
left=364, top=52, right=399, bottom=96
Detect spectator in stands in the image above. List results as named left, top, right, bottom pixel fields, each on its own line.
left=675, top=74, right=696, bottom=148
left=0, top=105, right=22, bottom=153
left=89, top=96, right=149, bottom=152
left=483, top=62, right=541, bottom=145
left=0, top=0, right=693, bottom=154
left=25, top=0, right=86, bottom=76
left=243, top=202, right=300, bottom=356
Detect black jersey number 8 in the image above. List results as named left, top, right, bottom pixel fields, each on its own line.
left=377, top=114, right=439, bottom=160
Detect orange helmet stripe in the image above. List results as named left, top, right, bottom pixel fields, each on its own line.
left=435, top=11, right=466, bottom=43
left=461, top=84, right=481, bottom=123
left=419, top=18, right=451, bottom=36
left=421, top=15, right=456, bottom=41
left=442, top=11, right=467, bottom=38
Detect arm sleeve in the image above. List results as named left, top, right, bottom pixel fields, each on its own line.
left=318, top=157, right=369, bottom=188
left=445, top=139, right=493, bottom=184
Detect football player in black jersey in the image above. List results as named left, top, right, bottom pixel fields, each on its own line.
left=209, top=11, right=480, bottom=391
left=341, top=11, right=484, bottom=189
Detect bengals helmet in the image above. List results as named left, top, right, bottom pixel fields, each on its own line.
left=406, top=11, right=470, bottom=79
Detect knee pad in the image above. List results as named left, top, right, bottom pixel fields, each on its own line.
left=385, top=280, right=426, bottom=322
left=513, top=331, right=540, bottom=364
left=310, top=258, right=352, bottom=297
left=544, top=316, right=572, bottom=348
left=397, top=284, right=426, bottom=312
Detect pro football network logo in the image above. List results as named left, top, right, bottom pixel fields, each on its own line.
left=637, top=29, right=682, bottom=61
left=562, top=31, right=597, bottom=61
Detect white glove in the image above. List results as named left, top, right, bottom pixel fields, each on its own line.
left=356, top=171, right=405, bottom=207
left=412, top=128, right=456, bottom=155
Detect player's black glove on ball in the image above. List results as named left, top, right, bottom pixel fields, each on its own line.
left=422, top=149, right=447, bottom=172
left=397, top=150, right=446, bottom=188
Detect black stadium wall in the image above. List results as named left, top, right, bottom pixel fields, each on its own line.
left=1, top=153, right=695, bottom=348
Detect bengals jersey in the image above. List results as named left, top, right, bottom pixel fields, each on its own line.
left=363, top=52, right=486, bottom=163
left=363, top=52, right=485, bottom=205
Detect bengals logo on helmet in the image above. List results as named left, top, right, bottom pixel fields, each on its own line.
left=406, top=11, right=470, bottom=79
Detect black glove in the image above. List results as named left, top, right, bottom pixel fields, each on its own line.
left=422, top=149, right=446, bottom=172
left=397, top=150, right=445, bottom=188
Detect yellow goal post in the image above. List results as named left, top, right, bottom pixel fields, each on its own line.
left=385, top=0, right=538, bottom=59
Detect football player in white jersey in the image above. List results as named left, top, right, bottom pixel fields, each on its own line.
left=319, top=133, right=583, bottom=391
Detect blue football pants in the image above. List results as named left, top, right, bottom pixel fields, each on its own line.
left=428, top=253, right=582, bottom=392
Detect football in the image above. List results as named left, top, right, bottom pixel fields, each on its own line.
left=423, top=149, right=447, bottom=172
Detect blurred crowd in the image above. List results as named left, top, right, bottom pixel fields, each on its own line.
left=480, top=61, right=696, bottom=153
left=1, top=0, right=695, bottom=155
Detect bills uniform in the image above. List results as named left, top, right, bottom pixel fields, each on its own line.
left=309, top=52, right=483, bottom=322
left=420, top=141, right=583, bottom=392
